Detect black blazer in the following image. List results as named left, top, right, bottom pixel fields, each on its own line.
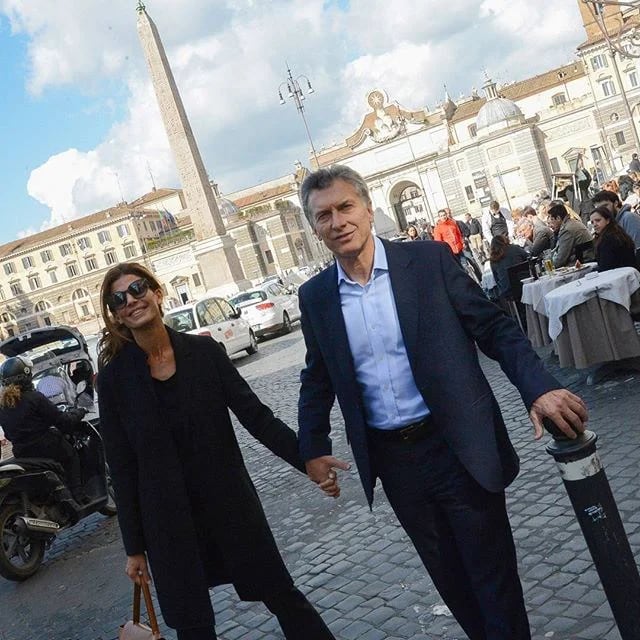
left=596, top=231, right=638, bottom=272
left=298, top=239, right=561, bottom=506
left=98, top=329, right=304, bottom=629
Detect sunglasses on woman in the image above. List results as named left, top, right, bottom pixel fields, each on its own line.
left=106, top=278, right=150, bottom=312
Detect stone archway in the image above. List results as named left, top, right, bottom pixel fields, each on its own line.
left=388, top=181, right=426, bottom=231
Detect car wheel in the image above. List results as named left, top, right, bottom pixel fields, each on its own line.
left=246, top=331, right=258, bottom=355
left=281, top=312, right=292, bottom=335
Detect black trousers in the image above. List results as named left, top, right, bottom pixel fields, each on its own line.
left=176, top=586, right=335, bottom=640
left=368, top=427, right=531, bottom=640
left=14, top=430, right=83, bottom=494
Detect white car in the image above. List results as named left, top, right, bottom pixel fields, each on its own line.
left=229, top=283, right=301, bottom=339
left=164, top=295, right=258, bottom=357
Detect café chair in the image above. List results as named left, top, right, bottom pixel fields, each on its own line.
left=505, top=261, right=531, bottom=333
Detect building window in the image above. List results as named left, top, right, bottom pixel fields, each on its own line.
left=98, top=230, right=112, bottom=244
left=3, top=262, right=15, bottom=276
left=550, top=157, right=561, bottom=172
left=591, top=54, right=608, bottom=71
left=468, top=124, right=477, bottom=138
left=80, top=303, right=90, bottom=317
left=124, top=245, right=136, bottom=259
left=60, top=243, right=72, bottom=257
left=264, top=249, right=275, bottom=264
left=28, top=276, right=41, bottom=291
left=464, top=185, right=476, bottom=202
left=34, top=300, right=50, bottom=313
left=105, top=249, right=117, bottom=265
left=629, top=71, right=639, bottom=88
left=0, top=286, right=4, bottom=301
left=49, top=270, right=58, bottom=284
left=66, top=263, right=79, bottom=277
left=615, top=130, right=627, bottom=146
left=192, top=273, right=202, bottom=287
left=10, top=282, right=23, bottom=296
left=552, top=93, right=567, bottom=106
left=40, top=249, right=53, bottom=263
left=85, top=257, right=98, bottom=271
left=117, top=224, right=130, bottom=238
left=601, top=79, right=616, bottom=97
left=77, top=237, right=91, bottom=250
left=22, top=256, right=35, bottom=269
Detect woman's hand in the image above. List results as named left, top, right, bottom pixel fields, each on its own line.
left=125, top=554, right=151, bottom=585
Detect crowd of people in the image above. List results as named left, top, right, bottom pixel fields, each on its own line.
left=398, top=176, right=640, bottom=310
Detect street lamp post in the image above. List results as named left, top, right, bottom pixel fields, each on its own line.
left=278, top=65, right=319, bottom=168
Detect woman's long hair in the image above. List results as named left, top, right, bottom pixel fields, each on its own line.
left=0, top=384, right=23, bottom=409
left=98, top=262, right=164, bottom=369
left=489, top=235, right=510, bottom=263
left=592, top=206, right=636, bottom=251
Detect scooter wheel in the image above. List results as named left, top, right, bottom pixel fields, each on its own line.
left=0, top=503, right=45, bottom=581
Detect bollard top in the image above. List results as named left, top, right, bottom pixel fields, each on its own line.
left=545, top=429, right=598, bottom=461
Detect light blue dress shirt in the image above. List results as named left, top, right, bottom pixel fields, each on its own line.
left=337, top=236, right=430, bottom=430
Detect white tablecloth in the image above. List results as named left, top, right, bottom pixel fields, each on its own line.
left=521, top=264, right=597, bottom=315
left=544, top=267, right=640, bottom=340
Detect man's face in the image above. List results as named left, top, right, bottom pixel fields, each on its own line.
left=444, top=208, right=452, bottom=219
left=308, top=179, right=374, bottom=260
left=592, top=199, right=617, bottom=215
left=465, top=214, right=471, bottom=222
left=548, top=216, right=562, bottom=232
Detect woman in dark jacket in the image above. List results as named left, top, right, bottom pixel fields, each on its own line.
left=97, top=262, right=337, bottom=640
left=489, top=235, right=529, bottom=299
left=590, top=206, right=638, bottom=272
left=0, top=356, right=86, bottom=500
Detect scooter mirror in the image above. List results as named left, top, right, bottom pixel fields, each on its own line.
left=76, top=380, right=87, bottom=395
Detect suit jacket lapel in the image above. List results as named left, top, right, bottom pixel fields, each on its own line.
left=383, top=239, right=421, bottom=373
left=317, top=264, right=359, bottom=385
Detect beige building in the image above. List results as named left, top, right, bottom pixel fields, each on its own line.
left=0, top=171, right=323, bottom=339
left=313, top=0, right=640, bottom=232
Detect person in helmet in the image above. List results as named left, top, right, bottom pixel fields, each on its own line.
left=0, top=356, right=87, bottom=502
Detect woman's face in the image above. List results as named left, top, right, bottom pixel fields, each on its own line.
left=590, top=211, right=609, bottom=235
left=109, top=273, right=163, bottom=331
left=407, top=226, right=417, bottom=238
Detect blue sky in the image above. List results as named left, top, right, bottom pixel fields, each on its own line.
left=0, top=0, right=586, bottom=247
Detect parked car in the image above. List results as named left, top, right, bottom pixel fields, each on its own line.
left=163, top=295, right=258, bottom=357
left=229, top=282, right=301, bottom=339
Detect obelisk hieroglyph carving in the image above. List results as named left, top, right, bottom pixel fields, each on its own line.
left=136, top=2, right=249, bottom=290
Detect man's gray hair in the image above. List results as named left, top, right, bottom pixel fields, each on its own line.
left=300, top=165, right=371, bottom=224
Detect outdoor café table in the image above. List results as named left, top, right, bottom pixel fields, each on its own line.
left=543, top=267, right=640, bottom=371
left=520, top=264, right=597, bottom=347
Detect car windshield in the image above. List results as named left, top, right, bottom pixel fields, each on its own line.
left=164, top=309, right=196, bottom=332
left=229, top=291, right=267, bottom=306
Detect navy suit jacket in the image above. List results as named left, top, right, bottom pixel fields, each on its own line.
left=298, top=238, right=562, bottom=506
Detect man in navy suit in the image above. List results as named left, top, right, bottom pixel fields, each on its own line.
left=296, top=165, right=588, bottom=640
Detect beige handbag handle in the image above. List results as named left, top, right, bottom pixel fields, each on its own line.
left=133, top=581, right=161, bottom=636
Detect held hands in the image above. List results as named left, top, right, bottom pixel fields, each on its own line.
left=305, top=455, right=351, bottom=499
left=125, top=553, right=152, bottom=585
left=529, top=389, right=588, bottom=440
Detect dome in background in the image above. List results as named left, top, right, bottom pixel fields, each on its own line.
left=476, top=98, right=524, bottom=131
left=475, top=75, right=525, bottom=136
left=217, top=197, right=240, bottom=219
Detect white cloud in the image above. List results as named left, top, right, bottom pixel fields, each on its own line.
left=4, top=0, right=587, bottom=233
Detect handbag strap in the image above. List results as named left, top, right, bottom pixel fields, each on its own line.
left=133, top=582, right=161, bottom=636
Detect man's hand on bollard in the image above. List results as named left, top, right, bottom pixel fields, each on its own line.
left=529, top=389, right=588, bottom=441
left=306, top=455, right=351, bottom=499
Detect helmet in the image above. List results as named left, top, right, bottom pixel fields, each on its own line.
left=0, top=356, right=34, bottom=387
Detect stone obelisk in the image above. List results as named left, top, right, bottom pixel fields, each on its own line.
left=136, top=1, right=249, bottom=291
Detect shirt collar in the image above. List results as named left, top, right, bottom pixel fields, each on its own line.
left=336, top=235, right=388, bottom=285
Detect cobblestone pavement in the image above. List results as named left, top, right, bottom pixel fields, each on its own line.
left=1, top=325, right=639, bottom=640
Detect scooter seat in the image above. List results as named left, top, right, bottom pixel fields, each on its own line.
left=0, top=457, right=65, bottom=476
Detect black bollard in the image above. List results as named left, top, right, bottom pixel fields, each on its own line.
left=544, top=419, right=640, bottom=638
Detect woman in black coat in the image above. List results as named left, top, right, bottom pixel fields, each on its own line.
left=489, top=235, right=529, bottom=299
left=97, top=262, right=337, bottom=640
left=590, top=206, right=638, bottom=272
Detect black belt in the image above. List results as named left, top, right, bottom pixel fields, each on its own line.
left=367, top=415, right=433, bottom=444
